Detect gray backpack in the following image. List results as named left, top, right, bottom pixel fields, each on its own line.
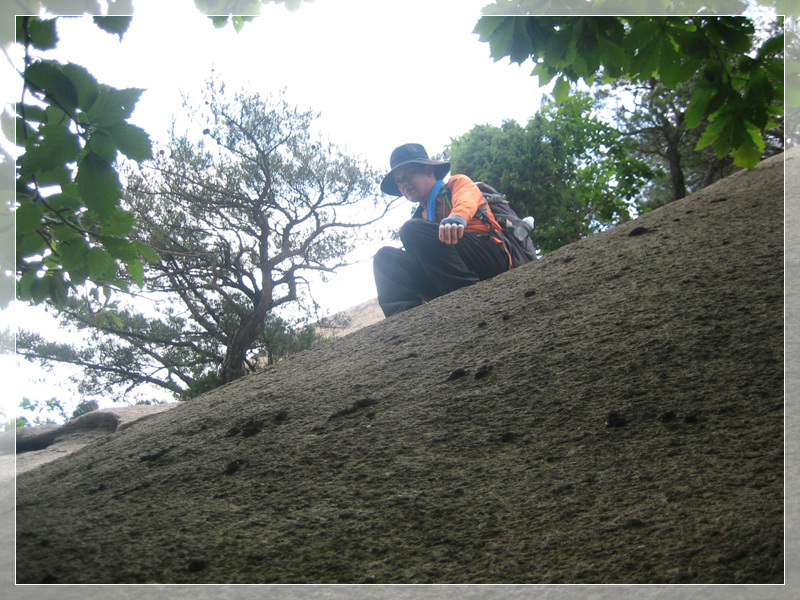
left=473, top=182, right=537, bottom=268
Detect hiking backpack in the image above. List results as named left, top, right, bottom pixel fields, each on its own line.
left=472, top=182, right=538, bottom=268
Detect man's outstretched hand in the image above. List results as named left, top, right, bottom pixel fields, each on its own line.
left=439, top=216, right=466, bottom=245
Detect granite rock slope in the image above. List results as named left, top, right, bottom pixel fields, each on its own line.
left=15, top=151, right=785, bottom=584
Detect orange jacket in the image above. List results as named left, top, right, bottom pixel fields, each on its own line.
left=416, top=174, right=504, bottom=235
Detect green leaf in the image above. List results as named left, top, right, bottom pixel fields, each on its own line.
left=106, top=122, right=153, bottom=161
left=60, top=63, right=100, bottom=110
left=531, top=62, right=557, bottom=86
left=25, top=61, right=79, bottom=113
left=75, top=152, right=122, bottom=217
left=16, top=16, right=25, bottom=44
left=553, top=76, right=571, bottom=103
left=731, top=125, right=766, bottom=168
left=506, top=17, right=536, bottom=64
left=629, top=37, right=661, bottom=80
left=51, top=223, right=85, bottom=244
left=87, top=86, right=144, bottom=127
left=127, top=258, right=144, bottom=288
left=19, top=120, right=82, bottom=177
left=476, top=17, right=528, bottom=64
left=92, top=16, right=133, bottom=39
left=33, top=165, right=73, bottom=188
left=684, top=87, right=712, bottom=129
left=58, top=239, right=90, bottom=271
left=133, top=240, right=161, bottom=264
left=16, top=231, right=48, bottom=259
left=48, top=275, right=69, bottom=308
left=473, top=15, right=506, bottom=44
left=97, top=208, right=135, bottom=235
left=16, top=103, right=47, bottom=123
left=87, top=247, right=118, bottom=280
left=695, top=115, right=728, bottom=152
left=758, top=34, right=784, bottom=59
left=86, top=129, right=118, bottom=163
left=712, top=18, right=754, bottom=55
left=15, top=201, right=45, bottom=235
left=99, top=236, right=139, bottom=262
left=656, top=36, right=686, bottom=89
left=29, top=276, right=51, bottom=304
left=25, top=17, right=59, bottom=50
left=597, top=37, right=627, bottom=77
left=17, top=271, right=37, bottom=301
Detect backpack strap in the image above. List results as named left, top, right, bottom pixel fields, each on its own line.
left=441, top=185, right=453, bottom=216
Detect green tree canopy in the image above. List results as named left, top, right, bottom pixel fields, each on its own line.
left=474, top=15, right=784, bottom=168
left=445, top=92, right=658, bottom=253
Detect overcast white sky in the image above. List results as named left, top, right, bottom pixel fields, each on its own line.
left=1, top=0, right=551, bottom=419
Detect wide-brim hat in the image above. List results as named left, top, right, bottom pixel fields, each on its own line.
left=380, top=143, right=450, bottom=196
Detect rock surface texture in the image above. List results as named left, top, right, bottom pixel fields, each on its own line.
left=14, top=151, right=785, bottom=584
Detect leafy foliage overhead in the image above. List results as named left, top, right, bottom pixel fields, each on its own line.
left=478, top=0, right=790, bottom=17
left=473, top=15, right=784, bottom=168
left=14, top=15, right=157, bottom=309
left=193, top=0, right=311, bottom=30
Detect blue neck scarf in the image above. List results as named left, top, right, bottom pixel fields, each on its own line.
left=426, top=179, right=446, bottom=223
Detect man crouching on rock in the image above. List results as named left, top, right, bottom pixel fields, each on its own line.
left=373, top=143, right=511, bottom=317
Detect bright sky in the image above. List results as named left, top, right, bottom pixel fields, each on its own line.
left=1, top=0, right=551, bottom=420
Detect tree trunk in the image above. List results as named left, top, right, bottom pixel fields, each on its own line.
left=220, top=313, right=264, bottom=384
left=701, top=155, right=734, bottom=189
left=666, top=144, right=687, bottom=201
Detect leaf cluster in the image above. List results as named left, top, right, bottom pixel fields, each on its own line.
left=474, top=15, right=784, bottom=168
left=194, top=0, right=310, bottom=31
left=14, top=16, right=157, bottom=308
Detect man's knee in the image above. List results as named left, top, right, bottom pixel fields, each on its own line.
left=373, top=246, right=408, bottom=277
left=399, top=218, right=438, bottom=247
left=374, top=246, right=399, bottom=266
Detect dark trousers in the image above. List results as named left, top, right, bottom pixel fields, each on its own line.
left=373, top=219, right=510, bottom=317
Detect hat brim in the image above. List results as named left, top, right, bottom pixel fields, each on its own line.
left=380, top=159, right=451, bottom=196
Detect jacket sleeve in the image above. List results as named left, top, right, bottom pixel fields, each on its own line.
left=447, top=175, right=486, bottom=225
left=446, top=175, right=498, bottom=234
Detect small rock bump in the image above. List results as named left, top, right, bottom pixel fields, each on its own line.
left=605, top=411, right=628, bottom=427
left=474, top=365, right=494, bottom=380
left=446, top=368, right=469, bottom=382
left=628, top=227, right=649, bottom=237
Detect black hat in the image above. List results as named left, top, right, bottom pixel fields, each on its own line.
left=380, top=143, right=450, bottom=196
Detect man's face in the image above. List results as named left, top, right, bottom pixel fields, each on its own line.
left=393, top=164, right=436, bottom=203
